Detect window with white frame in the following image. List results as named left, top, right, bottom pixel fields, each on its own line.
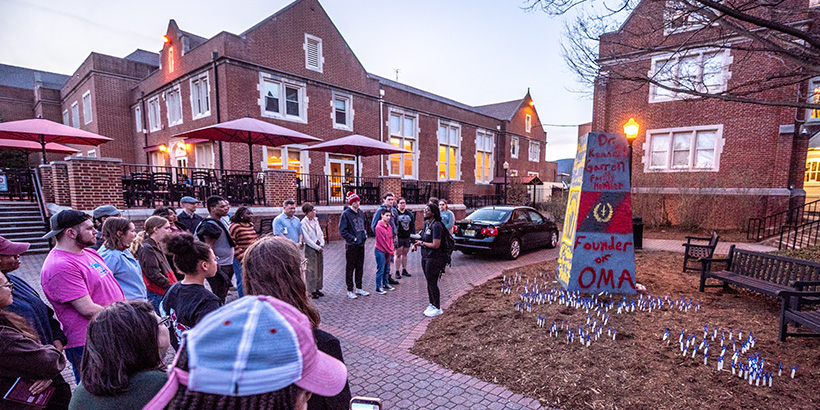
left=149, top=150, right=166, bottom=167
left=646, top=125, right=723, bottom=171
left=649, top=49, right=730, bottom=102
left=807, top=77, right=820, bottom=122
left=332, top=92, right=352, bottom=130
left=511, top=136, right=519, bottom=158
left=194, top=143, right=215, bottom=169
left=528, top=140, right=540, bottom=162
left=263, top=146, right=306, bottom=174
left=190, top=73, right=210, bottom=119
left=475, top=129, right=494, bottom=183
left=82, top=91, right=92, bottom=124
left=259, top=74, right=307, bottom=122
left=62, top=110, right=69, bottom=126
left=304, top=34, right=323, bottom=73
left=805, top=160, right=820, bottom=183
left=71, top=102, right=79, bottom=129
left=388, top=110, right=417, bottom=178
left=135, top=106, right=143, bottom=132
left=166, top=85, right=183, bottom=127
left=663, top=1, right=710, bottom=34
left=509, top=170, right=518, bottom=177
left=147, top=96, right=161, bottom=131
left=525, top=114, right=532, bottom=133
left=437, top=121, right=461, bottom=181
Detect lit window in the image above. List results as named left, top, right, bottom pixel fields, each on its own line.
left=166, top=85, right=183, bottom=127
left=332, top=92, right=353, bottom=130
left=265, top=146, right=303, bottom=174
left=475, top=129, right=494, bottom=183
left=135, top=106, right=143, bottom=132
left=304, top=34, right=323, bottom=73
left=649, top=50, right=729, bottom=102
left=190, top=73, right=211, bottom=119
left=259, top=73, right=306, bottom=123
left=511, top=136, right=519, bottom=159
left=388, top=110, right=417, bottom=179
left=71, top=102, right=80, bottom=129
left=438, top=121, right=460, bottom=181
left=805, top=160, right=820, bottom=182
left=528, top=140, right=540, bottom=162
left=807, top=77, right=820, bottom=121
left=646, top=125, right=723, bottom=171
left=147, top=96, right=161, bottom=132
left=168, top=46, right=175, bottom=73
left=62, top=110, right=69, bottom=126
left=82, top=91, right=92, bottom=124
left=525, top=114, right=532, bottom=133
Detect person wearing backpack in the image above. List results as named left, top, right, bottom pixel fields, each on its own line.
left=413, top=203, right=448, bottom=317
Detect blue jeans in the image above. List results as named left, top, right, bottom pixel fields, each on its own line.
left=232, top=258, right=244, bottom=297
left=147, top=291, right=163, bottom=315
left=65, top=346, right=84, bottom=384
left=375, top=249, right=391, bottom=290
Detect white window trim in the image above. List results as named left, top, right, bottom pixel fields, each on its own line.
left=257, top=72, right=308, bottom=124
left=648, top=48, right=733, bottom=103
left=189, top=72, right=211, bottom=120
left=386, top=107, right=419, bottom=180
left=806, top=76, right=820, bottom=124
left=641, top=124, right=725, bottom=173
left=82, top=91, right=92, bottom=124
left=525, top=114, right=532, bottom=133
left=528, top=140, right=541, bottom=163
left=663, top=0, right=710, bottom=36
left=262, top=145, right=311, bottom=173
left=134, top=106, right=143, bottom=133
left=194, top=143, right=215, bottom=169
left=165, top=85, right=183, bottom=127
left=304, top=33, right=324, bottom=73
left=147, top=96, right=161, bottom=132
left=511, top=136, right=519, bottom=159
left=331, top=91, right=353, bottom=131
left=475, top=129, right=495, bottom=185
left=436, top=120, right=461, bottom=181
left=62, top=109, right=69, bottom=126
left=70, top=101, right=80, bottom=129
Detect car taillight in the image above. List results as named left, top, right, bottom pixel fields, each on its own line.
left=481, top=227, right=498, bottom=236
left=452, top=225, right=459, bottom=233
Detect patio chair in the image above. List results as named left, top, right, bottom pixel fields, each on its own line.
left=129, top=172, right=153, bottom=208
left=152, top=172, right=173, bottom=206
left=682, top=231, right=720, bottom=273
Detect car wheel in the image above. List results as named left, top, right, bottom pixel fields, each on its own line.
left=507, top=237, right=521, bottom=260
left=546, top=230, right=559, bottom=249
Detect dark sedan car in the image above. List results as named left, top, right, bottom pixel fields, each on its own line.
left=453, top=206, right=559, bottom=260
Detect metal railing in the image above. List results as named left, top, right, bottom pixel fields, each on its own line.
left=747, top=198, right=820, bottom=241
left=400, top=180, right=449, bottom=204
left=121, top=164, right=265, bottom=208
left=0, top=168, right=37, bottom=202
left=296, top=174, right=382, bottom=206
left=464, top=194, right=504, bottom=209
left=778, top=219, right=820, bottom=250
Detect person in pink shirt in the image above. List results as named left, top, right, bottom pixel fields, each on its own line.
left=374, top=208, right=395, bottom=295
left=40, top=210, right=124, bottom=383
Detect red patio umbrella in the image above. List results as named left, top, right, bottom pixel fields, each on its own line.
left=0, top=118, right=113, bottom=163
left=0, top=138, right=80, bottom=163
left=303, top=134, right=411, bottom=179
left=173, top=117, right=322, bottom=174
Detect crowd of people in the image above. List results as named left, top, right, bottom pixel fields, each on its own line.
left=0, top=191, right=453, bottom=409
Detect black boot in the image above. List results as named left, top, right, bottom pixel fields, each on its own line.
left=402, top=269, right=411, bottom=277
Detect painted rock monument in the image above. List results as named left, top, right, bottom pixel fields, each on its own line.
left=556, top=132, right=636, bottom=294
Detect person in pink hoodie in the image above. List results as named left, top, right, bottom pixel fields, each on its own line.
left=374, top=209, right=396, bottom=295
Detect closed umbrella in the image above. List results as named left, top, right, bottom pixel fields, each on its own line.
left=0, top=118, right=113, bottom=163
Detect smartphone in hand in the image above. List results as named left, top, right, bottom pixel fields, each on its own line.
left=350, top=396, right=383, bottom=410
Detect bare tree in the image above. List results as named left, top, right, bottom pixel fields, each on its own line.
left=526, top=0, right=820, bottom=110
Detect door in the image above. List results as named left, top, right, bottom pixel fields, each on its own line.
left=509, top=209, right=534, bottom=249
left=328, top=155, right=356, bottom=202
left=527, top=210, right=549, bottom=246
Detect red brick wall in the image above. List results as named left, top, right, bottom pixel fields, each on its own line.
left=38, top=165, right=54, bottom=203
left=0, top=85, right=35, bottom=121
left=65, top=157, right=124, bottom=210
left=50, top=162, right=71, bottom=207
left=263, top=169, right=298, bottom=207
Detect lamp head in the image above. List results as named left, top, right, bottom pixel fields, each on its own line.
left=503, top=161, right=509, bottom=170
left=623, top=118, right=640, bottom=141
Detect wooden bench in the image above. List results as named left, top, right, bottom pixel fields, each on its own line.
left=777, top=282, right=820, bottom=341
left=682, top=231, right=719, bottom=273
left=699, top=245, right=820, bottom=297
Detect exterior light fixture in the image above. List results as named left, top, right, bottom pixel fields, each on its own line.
left=163, top=36, right=170, bottom=43
left=623, top=118, right=640, bottom=141
left=177, top=141, right=186, bottom=150
left=503, top=161, right=509, bottom=170
left=158, top=144, right=168, bottom=152
left=529, top=101, right=535, bottom=107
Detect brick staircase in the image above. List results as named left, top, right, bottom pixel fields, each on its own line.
left=0, top=201, right=50, bottom=253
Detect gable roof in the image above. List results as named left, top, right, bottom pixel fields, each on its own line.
left=474, top=99, right=524, bottom=121
left=0, top=63, right=69, bottom=90
left=370, top=74, right=485, bottom=114
left=124, top=49, right=160, bottom=67
left=167, top=19, right=208, bottom=54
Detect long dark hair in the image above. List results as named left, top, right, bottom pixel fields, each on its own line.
left=242, top=236, right=321, bottom=328
left=80, top=301, right=163, bottom=396
left=168, top=349, right=302, bottom=409
left=230, top=206, right=252, bottom=224
left=166, top=233, right=212, bottom=275
left=0, top=273, right=39, bottom=342
left=425, top=203, right=442, bottom=222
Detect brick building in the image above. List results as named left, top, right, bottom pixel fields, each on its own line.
left=591, top=0, right=815, bottom=229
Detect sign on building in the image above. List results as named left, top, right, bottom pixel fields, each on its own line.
left=556, top=132, right=636, bottom=294
left=0, top=173, right=7, bottom=192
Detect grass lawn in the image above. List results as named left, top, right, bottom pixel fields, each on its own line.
left=412, top=250, right=820, bottom=409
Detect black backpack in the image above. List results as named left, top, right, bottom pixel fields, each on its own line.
left=438, top=221, right=455, bottom=267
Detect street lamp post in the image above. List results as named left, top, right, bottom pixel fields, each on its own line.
left=503, top=161, right=509, bottom=205
left=623, top=118, right=640, bottom=185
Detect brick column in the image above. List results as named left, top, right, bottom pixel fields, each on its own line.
left=380, top=176, right=402, bottom=200
left=449, top=180, right=464, bottom=205
left=38, top=164, right=55, bottom=204
left=263, top=168, right=297, bottom=207
left=51, top=162, right=71, bottom=207
left=65, top=157, right=124, bottom=211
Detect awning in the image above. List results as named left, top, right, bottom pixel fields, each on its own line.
left=143, top=145, right=162, bottom=153
left=183, top=138, right=210, bottom=144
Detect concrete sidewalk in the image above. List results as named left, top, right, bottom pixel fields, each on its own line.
left=642, top=238, right=777, bottom=254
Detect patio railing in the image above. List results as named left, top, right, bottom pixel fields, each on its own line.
left=464, top=194, right=504, bottom=209
left=401, top=180, right=449, bottom=205
left=0, top=168, right=37, bottom=202
left=296, top=173, right=382, bottom=206
left=121, top=164, right=265, bottom=208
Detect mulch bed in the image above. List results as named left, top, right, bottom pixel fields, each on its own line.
left=411, top=250, right=820, bottom=409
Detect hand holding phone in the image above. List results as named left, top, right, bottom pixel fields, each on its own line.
left=350, top=396, right=383, bottom=410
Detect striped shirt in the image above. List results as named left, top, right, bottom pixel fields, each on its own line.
left=229, top=222, right=258, bottom=262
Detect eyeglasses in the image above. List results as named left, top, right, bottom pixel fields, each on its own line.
left=159, top=316, right=172, bottom=327
left=0, top=282, right=13, bottom=292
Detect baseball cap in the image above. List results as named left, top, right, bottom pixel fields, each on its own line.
left=42, top=210, right=91, bottom=239
left=92, top=205, right=121, bottom=220
left=144, top=295, right=348, bottom=409
left=0, top=235, right=30, bottom=255
left=180, top=196, right=201, bottom=204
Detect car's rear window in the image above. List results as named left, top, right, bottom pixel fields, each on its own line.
left=467, top=209, right=510, bottom=222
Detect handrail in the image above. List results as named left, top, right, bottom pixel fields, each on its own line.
left=778, top=218, right=820, bottom=250
left=31, top=168, right=50, bottom=232
left=748, top=198, right=820, bottom=241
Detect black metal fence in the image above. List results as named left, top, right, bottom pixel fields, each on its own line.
left=464, top=194, right=504, bottom=209
left=121, top=164, right=265, bottom=208
left=0, top=168, right=36, bottom=202
left=296, top=173, right=382, bottom=206
left=778, top=219, right=820, bottom=250
left=748, top=198, right=820, bottom=241
left=401, top=180, right=449, bottom=205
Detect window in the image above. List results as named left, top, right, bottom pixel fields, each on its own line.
left=663, top=1, right=710, bottom=34
left=62, top=110, right=69, bottom=126
left=805, top=160, right=820, bottom=183
left=528, top=210, right=543, bottom=224
left=259, top=73, right=307, bottom=122
left=528, top=140, right=540, bottom=162
left=264, top=146, right=305, bottom=174
left=168, top=46, right=175, bottom=73
left=135, top=106, right=143, bottom=132
left=807, top=77, right=820, bottom=122
left=166, top=85, right=183, bottom=127
left=525, top=114, right=532, bottom=133
left=149, top=150, right=166, bottom=166
left=70, top=102, right=79, bottom=129
left=190, top=73, right=211, bottom=119
left=646, top=125, right=724, bottom=171
left=509, top=170, right=518, bottom=177
left=511, top=136, right=519, bottom=158
left=332, top=92, right=352, bottom=130
left=194, top=143, right=214, bottom=169
left=82, top=91, right=92, bottom=124
left=437, top=121, right=460, bottom=181
left=475, top=129, right=494, bottom=183
left=304, top=34, right=323, bottom=72
left=147, top=96, right=161, bottom=132
left=649, top=50, right=730, bottom=102
left=388, top=110, right=417, bottom=178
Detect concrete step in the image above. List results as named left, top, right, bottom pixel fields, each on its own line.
left=0, top=230, right=48, bottom=240
left=0, top=222, right=48, bottom=232
left=0, top=215, right=45, bottom=222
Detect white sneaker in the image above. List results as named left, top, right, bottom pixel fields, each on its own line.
left=432, top=308, right=443, bottom=317
left=423, top=305, right=437, bottom=316
left=384, top=284, right=396, bottom=291
left=355, top=288, right=370, bottom=296
left=376, top=288, right=387, bottom=295
left=347, top=291, right=357, bottom=299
